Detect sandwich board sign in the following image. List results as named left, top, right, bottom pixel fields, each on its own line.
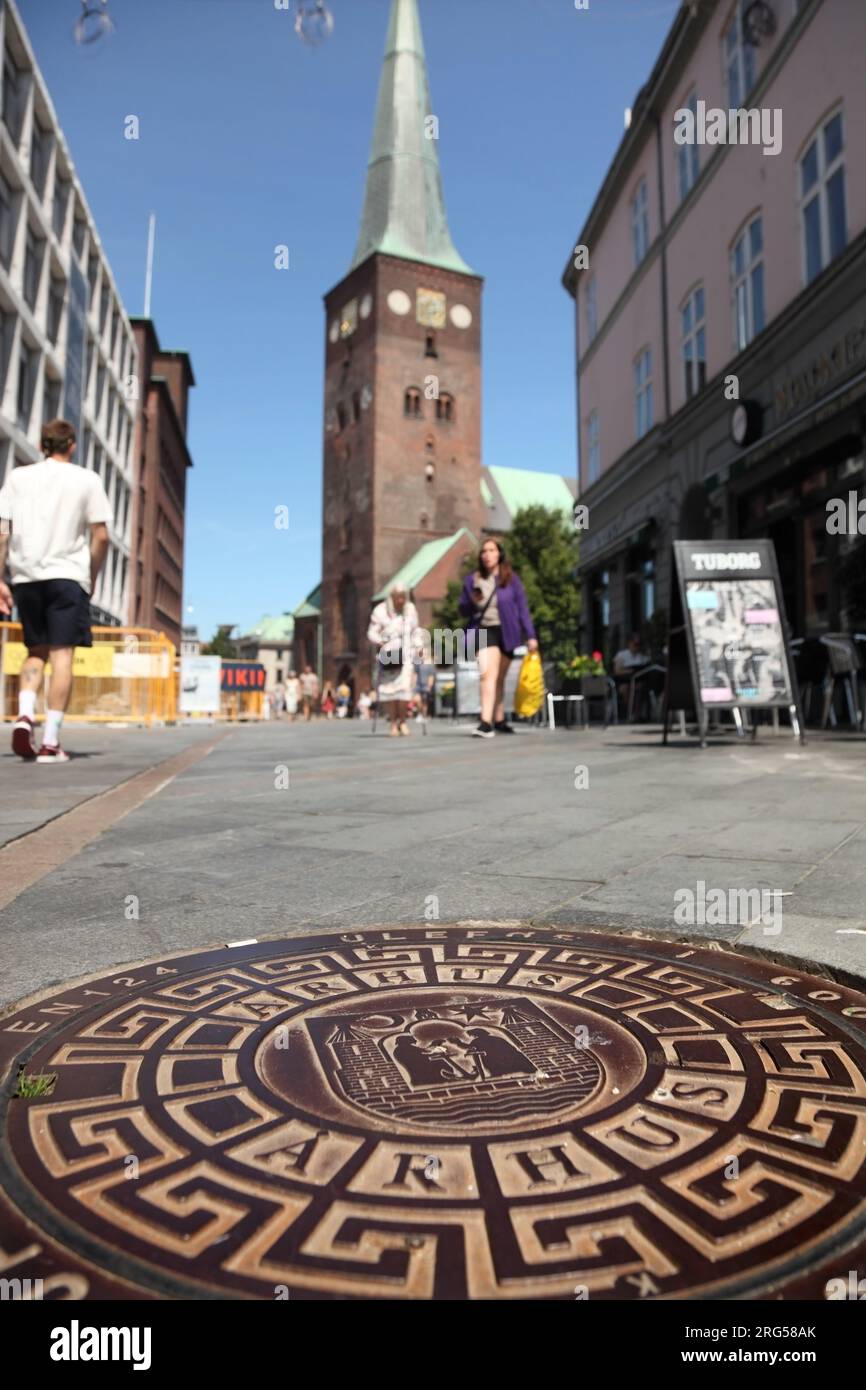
left=662, top=540, right=804, bottom=747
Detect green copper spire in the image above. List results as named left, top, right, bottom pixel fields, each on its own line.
left=350, top=0, right=473, bottom=275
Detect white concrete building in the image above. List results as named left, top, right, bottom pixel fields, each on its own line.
left=0, top=0, right=137, bottom=626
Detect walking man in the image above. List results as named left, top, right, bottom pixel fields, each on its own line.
left=300, top=664, right=319, bottom=722
left=0, top=419, right=111, bottom=762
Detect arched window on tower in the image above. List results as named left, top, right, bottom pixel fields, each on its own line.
left=425, top=333, right=438, bottom=358
left=404, top=387, right=422, bottom=418
left=338, top=574, right=358, bottom=654
left=352, top=390, right=361, bottom=423
left=436, top=393, right=455, bottom=423
left=336, top=402, right=347, bottom=432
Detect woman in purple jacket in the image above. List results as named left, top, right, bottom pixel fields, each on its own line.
left=459, top=537, right=539, bottom=738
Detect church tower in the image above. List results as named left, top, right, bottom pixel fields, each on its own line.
left=321, top=0, right=483, bottom=689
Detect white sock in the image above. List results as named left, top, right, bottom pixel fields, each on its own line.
left=18, top=689, right=37, bottom=720
left=43, top=709, right=64, bottom=747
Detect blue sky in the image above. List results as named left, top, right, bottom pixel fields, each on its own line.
left=19, top=0, right=673, bottom=641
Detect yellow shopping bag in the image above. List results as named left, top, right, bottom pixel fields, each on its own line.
left=514, top=651, right=544, bottom=718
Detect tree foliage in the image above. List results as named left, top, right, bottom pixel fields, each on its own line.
left=432, top=506, right=580, bottom=664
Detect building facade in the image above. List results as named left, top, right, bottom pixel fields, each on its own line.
left=236, top=612, right=295, bottom=691
left=320, top=0, right=483, bottom=690
left=128, top=318, right=193, bottom=650
left=563, top=0, right=866, bottom=658
left=0, top=0, right=138, bottom=626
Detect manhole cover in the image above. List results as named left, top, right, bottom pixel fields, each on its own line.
left=1, top=927, right=865, bottom=1300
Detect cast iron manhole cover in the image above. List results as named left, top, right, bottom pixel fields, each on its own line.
left=2, top=927, right=866, bottom=1300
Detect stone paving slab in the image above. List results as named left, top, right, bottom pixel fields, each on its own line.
left=0, top=720, right=865, bottom=1010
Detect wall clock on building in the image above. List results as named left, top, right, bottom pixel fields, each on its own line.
left=742, top=1, right=777, bottom=45
left=416, top=288, right=446, bottom=329
left=340, top=299, right=358, bottom=338
left=387, top=289, right=411, bottom=316
left=450, top=304, right=472, bottom=330
left=730, top=399, right=762, bottom=447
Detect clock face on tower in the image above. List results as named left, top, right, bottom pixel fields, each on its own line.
left=340, top=299, right=358, bottom=338
left=416, top=288, right=446, bottom=329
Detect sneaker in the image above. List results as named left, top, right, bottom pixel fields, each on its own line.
left=494, top=721, right=515, bottom=734
left=12, top=716, right=37, bottom=760
left=472, top=721, right=495, bottom=739
left=36, top=744, right=70, bottom=764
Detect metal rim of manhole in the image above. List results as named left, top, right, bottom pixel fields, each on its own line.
left=1, top=925, right=865, bottom=1301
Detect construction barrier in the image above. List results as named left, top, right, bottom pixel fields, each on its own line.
left=220, top=659, right=266, bottom=721
left=0, top=622, right=177, bottom=726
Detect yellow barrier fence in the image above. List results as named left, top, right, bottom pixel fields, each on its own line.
left=0, top=623, right=177, bottom=726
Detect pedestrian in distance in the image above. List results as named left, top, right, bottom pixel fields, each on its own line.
left=321, top=682, right=336, bottom=718
left=285, top=669, right=301, bottom=722
left=459, top=537, right=539, bottom=738
left=299, top=664, right=319, bottom=721
left=367, top=582, right=424, bottom=737
left=0, top=418, right=111, bottom=763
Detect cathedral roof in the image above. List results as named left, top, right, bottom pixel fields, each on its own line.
left=373, top=527, right=476, bottom=601
left=350, top=0, right=474, bottom=277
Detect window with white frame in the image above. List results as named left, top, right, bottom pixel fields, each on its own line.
left=585, top=274, right=598, bottom=344
left=800, top=110, right=846, bottom=285
left=681, top=286, right=706, bottom=400
left=631, top=178, right=649, bottom=266
left=0, top=171, right=16, bottom=270
left=677, top=90, right=700, bottom=201
left=587, top=410, right=600, bottom=485
left=731, top=215, right=765, bottom=350
left=724, top=1, right=756, bottom=109
left=634, top=348, right=653, bottom=439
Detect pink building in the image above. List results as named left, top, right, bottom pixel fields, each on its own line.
left=563, top=0, right=866, bottom=654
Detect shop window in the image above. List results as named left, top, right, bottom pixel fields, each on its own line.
left=586, top=410, right=600, bottom=485
left=634, top=348, right=653, bottom=440
left=627, top=548, right=656, bottom=630
left=404, top=387, right=421, bottom=418
left=631, top=177, right=649, bottom=266
left=800, top=110, right=846, bottom=286
left=724, top=0, right=756, bottom=110
left=681, top=286, right=706, bottom=400
left=677, top=89, right=700, bottom=202
left=591, top=569, right=611, bottom=653
left=730, top=214, right=765, bottom=350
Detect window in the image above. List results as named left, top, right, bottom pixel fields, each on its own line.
left=724, top=0, right=756, bottom=109
left=591, top=568, right=611, bottom=650
left=23, top=226, right=44, bottom=310
left=731, top=215, right=765, bottom=349
left=30, top=121, right=51, bottom=198
left=677, top=90, right=700, bottom=201
left=43, top=375, right=61, bottom=421
left=425, top=333, right=437, bottom=358
left=47, top=278, right=65, bottom=345
left=404, top=387, right=421, bottom=418
left=634, top=348, right=653, bottom=439
left=53, top=176, right=70, bottom=240
left=0, top=171, right=16, bottom=270
left=2, top=54, right=26, bottom=146
left=585, top=274, right=598, bottom=344
left=435, top=393, right=454, bottom=422
left=72, top=217, right=86, bottom=259
left=16, top=342, right=37, bottom=430
left=99, top=284, right=110, bottom=334
left=87, top=254, right=99, bottom=307
left=800, top=111, right=846, bottom=285
left=586, top=410, right=600, bottom=485
left=352, top=389, right=360, bottom=423
left=631, top=178, right=649, bottom=266
left=0, top=308, right=16, bottom=397
left=95, top=363, right=106, bottom=417
left=336, top=402, right=347, bottom=431
left=681, top=286, right=706, bottom=400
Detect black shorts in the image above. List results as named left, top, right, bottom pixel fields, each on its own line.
left=480, top=625, right=516, bottom=658
left=13, top=578, right=93, bottom=650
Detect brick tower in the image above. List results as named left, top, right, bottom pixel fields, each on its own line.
left=321, top=0, right=483, bottom=689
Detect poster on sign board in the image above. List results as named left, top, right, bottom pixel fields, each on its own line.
left=663, top=540, right=804, bottom=747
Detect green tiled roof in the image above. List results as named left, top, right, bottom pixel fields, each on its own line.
left=485, top=466, right=576, bottom=519
left=373, top=527, right=475, bottom=601
left=292, top=584, right=322, bottom=619
left=244, top=613, right=295, bottom=643
left=350, top=0, right=474, bottom=276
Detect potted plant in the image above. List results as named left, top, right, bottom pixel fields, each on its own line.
left=556, top=651, right=606, bottom=695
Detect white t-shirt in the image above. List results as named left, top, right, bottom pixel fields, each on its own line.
left=0, top=459, right=112, bottom=591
